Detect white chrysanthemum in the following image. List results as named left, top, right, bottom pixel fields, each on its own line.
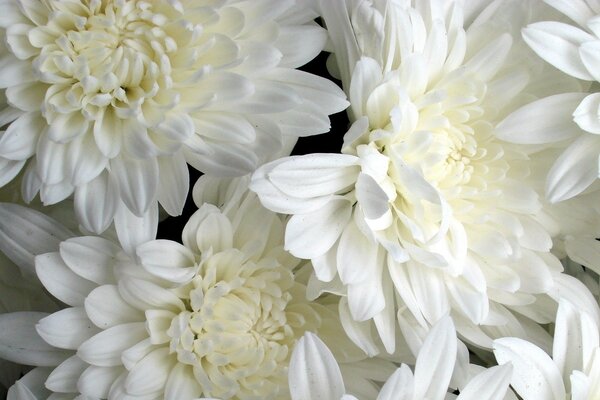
left=0, top=0, right=348, bottom=242
left=502, top=0, right=600, bottom=202
left=251, top=0, right=600, bottom=353
left=0, top=177, right=386, bottom=400
left=289, top=316, right=516, bottom=400
left=494, top=298, right=600, bottom=399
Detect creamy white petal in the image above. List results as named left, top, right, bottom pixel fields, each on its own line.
left=110, top=156, right=159, bottom=217
left=45, top=355, right=87, bottom=393
left=125, top=347, right=175, bottom=396
left=288, top=332, right=346, bottom=400
left=117, top=277, right=185, bottom=313
left=36, top=307, right=100, bottom=350
left=7, top=368, right=52, bottom=400
left=337, top=218, right=378, bottom=285
left=456, top=363, right=512, bottom=400
left=285, top=197, right=353, bottom=259
left=114, top=201, right=158, bottom=256
left=84, top=285, right=143, bottom=330
left=565, top=236, right=600, bottom=276
left=0, top=312, right=68, bottom=367
left=412, top=316, right=457, bottom=400
left=376, top=365, right=414, bottom=400
left=136, top=240, right=196, bottom=284
left=35, top=253, right=95, bottom=307
left=0, top=112, right=44, bottom=160
left=494, top=337, right=566, bottom=400
left=77, top=323, right=147, bottom=367
left=495, top=93, right=587, bottom=144
left=59, top=237, right=119, bottom=285
left=74, top=171, right=119, bottom=234
left=573, top=92, right=600, bottom=134
left=164, top=364, right=202, bottom=400
left=78, top=365, right=123, bottom=399
left=523, top=21, right=595, bottom=80
left=0, top=203, right=72, bottom=276
left=339, top=298, right=380, bottom=357
left=546, top=134, right=600, bottom=202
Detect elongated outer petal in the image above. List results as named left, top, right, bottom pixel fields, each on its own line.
left=74, top=171, right=119, bottom=234
left=412, top=316, right=457, bottom=400
left=78, top=365, right=124, bottom=398
left=549, top=274, right=600, bottom=329
left=376, top=365, right=414, bottom=400
left=0, top=112, right=43, bottom=160
left=285, top=196, right=353, bottom=259
left=7, top=368, right=53, bottom=400
left=85, top=285, right=144, bottom=329
left=111, top=156, right=159, bottom=217
left=495, top=93, right=587, bottom=144
left=573, top=93, right=600, bottom=134
left=157, top=152, right=189, bottom=216
left=456, top=363, right=513, bottom=400
left=45, top=355, right=87, bottom=393
left=77, top=322, right=147, bottom=367
left=59, top=236, right=119, bottom=285
left=288, top=332, right=346, bottom=400
left=546, top=133, right=600, bottom=202
left=114, top=201, right=158, bottom=256
left=339, top=298, right=379, bottom=357
left=35, top=252, right=96, bottom=307
left=523, top=21, right=595, bottom=80
left=494, top=337, right=566, bottom=400
left=125, top=347, right=175, bottom=395
left=553, top=299, right=599, bottom=389
left=36, top=307, right=100, bottom=350
left=0, top=312, right=69, bottom=367
left=0, top=203, right=73, bottom=276
left=267, top=154, right=360, bottom=199
left=164, top=363, right=202, bottom=400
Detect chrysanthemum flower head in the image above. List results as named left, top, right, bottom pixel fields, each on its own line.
left=0, top=0, right=348, bottom=243
left=251, top=0, right=600, bottom=353
left=0, top=176, right=384, bottom=400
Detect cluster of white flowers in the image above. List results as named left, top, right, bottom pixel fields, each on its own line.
left=0, top=0, right=600, bottom=399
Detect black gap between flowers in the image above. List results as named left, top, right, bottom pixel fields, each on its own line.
left=157, top=50, right=349, bottom=242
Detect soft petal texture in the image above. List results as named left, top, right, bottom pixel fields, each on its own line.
left=35, top=252, right=95, bottom=307
left=456, top=363, right=513, bottom=400
left=288, top=332, right=346, bottom=400
left=0, top=203, right=72, bottom=276
left=546, top=134, right=600, bottom=202
left=0, top=312, right=68, bottom=367
left=494, top=337, right=566, bottom=400
left=36, top=308, right=99, bottom=350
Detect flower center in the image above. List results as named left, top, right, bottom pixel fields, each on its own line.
left=165, top=250, right=298, bottom=399
left=30, top=0, right=180, bottom=125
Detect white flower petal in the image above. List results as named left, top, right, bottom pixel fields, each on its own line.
left=0, top=312, right=68, bottom=367
left=312, top=244, right=338, bottom=283
left=77, top=323, right=147, bottom=367
left=546, top=133, right=600, bottom=202
left=456, top=363, right=513, bottom=400
left=7, top=368, right=52, bottom=400
left=0, top=112, right=43, bottom=160
left=0, top=203, right=72, bottom=276
left=194, top=207, right=234, bottom=254
left=285, top=197, right=353, bottom=259
left=0, top=158, right=25, bottom=188
left=125, top=347, right=175, bottom=396
left=376, top=365, right=414, bottom=400
left=545, top=0, right=596, bottom=26
left=494, top=337, right=566, bottom=400
left=114, top=201, right=158, bottom=256
left=337, top=218, right=377, bottom=285
left=46, top=112, right=90, bottom=143
left=288, top=332, right=346, bottom=400
left=59, top=236, right=119, bottom=285
left=349, top=57, right=383, bottom=119
left=565, top=236, right=600, bottom=276
left=36, top=307, right=100, bottom=350
left=74, top=171, right=119, bottom=234
left=185, top=139, right=258, bottom=177
left=339, top=298, right=380, bottom=357
left=117, top=277, right=185, bottom=314
left=573, top=92, right=600, bottom=134
left=495, top=93, right=587, bottom=144
left=45, top=355, right=87, bottom=393
left=275, top=24, right=326, bottom=68
left=136, top=240, right=196, bottom=284
left=84, top=285, right=143, bottom=330
left=164, top=363, right=202, bottom=400
left=65, top=132, right=107, bottom=187
left=78, top=365, right=123, bottom=399
left=522, top=21, right=595, bottom=80
left=0, top=54, right=32, bottom=88
left=35, top=252, right=96, bottom=307
left=111, top=156, right=159, bottom=217
left=579, top=40, right=600, bottom=83
left=412, top=316, right=458, bottom=400
left=549, top=274, right=600, bottom=329
left=347, top=249, right=385, bottom=321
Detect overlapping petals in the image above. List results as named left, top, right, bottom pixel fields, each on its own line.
left=0, top=0, right=348, bottom=247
